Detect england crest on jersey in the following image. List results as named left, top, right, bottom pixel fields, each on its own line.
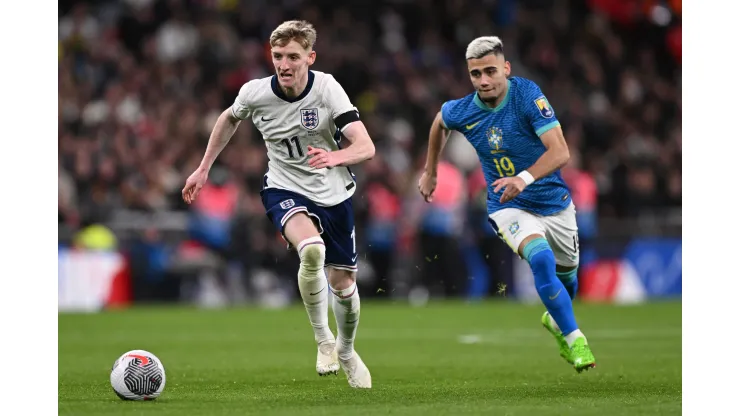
left=300, top=108, right=319, bottom=130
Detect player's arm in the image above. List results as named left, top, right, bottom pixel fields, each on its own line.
left=493, top=85, right=569, bottom=203
left=196, top=81, right=255, bottom=171
left=494, top=125, right=569, bottom=203
left=183, top=82, right=251, bottom=204
left=519, top=86, right=569, bottom=182
left=197, top=109, right=242, bottom=171
left=329, top=120, right=376, bottom=166
left=309, top=76, right=375, bottom=168
left=307, top=116, right=375, bottom=168
left=418, top=111, right=452, bottom=202
left=522, top=124, right=570, bottom=181
left=423, top=111, right=452, bottom=176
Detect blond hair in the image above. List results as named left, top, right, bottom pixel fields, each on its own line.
left=465, top=36, right=504, bottom=60
left=269, top=20, right=317, bottom=51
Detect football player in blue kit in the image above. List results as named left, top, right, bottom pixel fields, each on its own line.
left=418, top=36, right=596, bottom=372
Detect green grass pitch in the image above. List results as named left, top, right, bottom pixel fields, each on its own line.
left=59, top=300, right=681, bottom=415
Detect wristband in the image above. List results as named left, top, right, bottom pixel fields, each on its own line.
left=517, top=170, right=535, bottom=186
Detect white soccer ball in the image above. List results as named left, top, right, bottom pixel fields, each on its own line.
left=110, top=349, right=166, bottom=400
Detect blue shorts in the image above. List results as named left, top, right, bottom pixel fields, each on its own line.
left=260, top=188, right=357, bottom=272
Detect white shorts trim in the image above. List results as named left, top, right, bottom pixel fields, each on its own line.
left=280, top=207, right=324, bottom=250
left=280, top=207, right=324, bottom=234
left=325, top=263, right=358, bottom=272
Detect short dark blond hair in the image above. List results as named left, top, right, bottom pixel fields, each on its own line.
left=466, top=36, right=504, bottom=60
left=269, top=20, right=317, bottom=51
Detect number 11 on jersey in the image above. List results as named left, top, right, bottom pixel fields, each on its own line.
left=281, top=136, right=303, bottom=158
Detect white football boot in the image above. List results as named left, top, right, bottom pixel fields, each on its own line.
left=316, top=341, right=340, bottom=376
left=338, top=349, right=372, bottom=388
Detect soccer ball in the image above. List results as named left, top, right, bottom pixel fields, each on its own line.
left=110, top=349, right=166, bottom=400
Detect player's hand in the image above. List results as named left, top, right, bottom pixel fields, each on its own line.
left=182, top=167, right=209, bottom=204
left=492, top=176, right=527, bottom=203
left=307, top=146, right=339, bottom=169
left=418, top=171, right=437, bottom=203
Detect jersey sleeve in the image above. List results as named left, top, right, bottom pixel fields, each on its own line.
left=520, top=80, right=560, bottom=137
left=440, top=100, right=461, bottom=131
left=230, top=80, right=256, bottom=120
left=323, top=75, right=360, bottom=132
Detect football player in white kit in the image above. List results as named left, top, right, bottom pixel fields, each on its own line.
left=182, top=20, right=375, bottom=389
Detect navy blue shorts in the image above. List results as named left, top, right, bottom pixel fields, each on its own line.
left=260, top=188, right=357, bottom=271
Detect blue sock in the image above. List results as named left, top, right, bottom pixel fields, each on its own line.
left=523, top=238, right=578, bottom=335
left=556, top=268, right=579, bottom=300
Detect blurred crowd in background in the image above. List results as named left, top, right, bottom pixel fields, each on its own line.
left=58, top=0, right=681, bottom=304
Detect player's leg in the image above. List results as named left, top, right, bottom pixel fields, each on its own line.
left=520, top=235, right=593, bottom=372
left=321, top=198, right=371, bottom=388
left=539, top=212, right=579, bottom=364
left=326, top=266, right=371, bottom=388
left=551, top=203, right=582, bottom=300
left=550, top=204, right=580, bottom=300
left=282, top=212, right=339, bottom=376
left=261, top=189, right=337, bottom=376
left=326, top=267, right=360, bottom=360
left=541, top=262, right=580, bottom=365
left=515, top=234, right=577, bottom=339
left=556, top=265, right=578, bottom=300
left=491, top=209, right=592, bottom=372
left=541, top=203, right=595, bottom=371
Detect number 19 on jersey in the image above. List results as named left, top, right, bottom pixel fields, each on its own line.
left=493, top=156, right=516, bottom=177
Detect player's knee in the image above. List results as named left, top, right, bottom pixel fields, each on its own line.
left=298, top=236, right=325, bottom=274
left=555, top=267, right=578, bottom=283
left=556, top=267, right=579, bottom=299
left=327, top=267, right=356, bottom=291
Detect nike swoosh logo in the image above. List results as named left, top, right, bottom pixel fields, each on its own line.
left=549, top=289, right=562, bottom=300
left=309, top=286, right=326, bottom=296
left=465, top=121, right=481, bottom=130
left=261, top=116, right=276, bottom=122
left=351, top=254, right=358, bottom=262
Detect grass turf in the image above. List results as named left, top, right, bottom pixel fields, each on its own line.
left=59, top=300, right=681, bottom=415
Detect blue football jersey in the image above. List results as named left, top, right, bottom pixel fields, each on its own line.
left=440, top=76, right=571, bottom=216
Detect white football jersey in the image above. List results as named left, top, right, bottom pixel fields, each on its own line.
left=230, top=71, right=360, bottom=207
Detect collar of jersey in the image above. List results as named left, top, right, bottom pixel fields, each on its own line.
left=474, top=79, right=511, bottom=112
left=271, top=70, right=315, bottom=103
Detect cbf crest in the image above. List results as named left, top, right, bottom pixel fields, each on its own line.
left=486, top=126, right=504, bottom=150
left=534, top=96, right=554, bottom=118
left=508, top=221, right=520, bottom=235
left=300, top=108, right=319, bottom=130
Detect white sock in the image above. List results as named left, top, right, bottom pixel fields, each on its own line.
left=548, top=313, right=561, bottom=332
left=564, top=329, right=586, bottom=347
left=297, top=237, right=333, bottom=345
left=330, top=281, right=360, bottom=361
